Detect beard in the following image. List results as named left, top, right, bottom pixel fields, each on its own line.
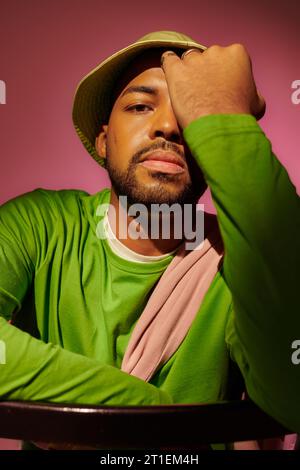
left=105, top=142, right=207, bottom=210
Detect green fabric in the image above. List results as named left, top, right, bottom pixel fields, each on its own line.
left=0, top=114, right=299, bottom=434
left=184, top=114, right=300, bottom=432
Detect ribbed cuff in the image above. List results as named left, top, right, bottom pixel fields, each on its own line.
left=183, top=114, right=264, bottom=150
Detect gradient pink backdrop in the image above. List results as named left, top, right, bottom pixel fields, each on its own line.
left=0, top=0, right=299, bottom=210
left=0, top=0, right=299, bottom=450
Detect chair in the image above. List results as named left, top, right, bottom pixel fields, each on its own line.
left=0, top=399, right=290, bottom=449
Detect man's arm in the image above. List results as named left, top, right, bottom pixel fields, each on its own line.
left=0, top=191, right=172, bottom=406
left=0, top=317, right=172, bottom=405
left=183, top=113, right=300, bottom=432
left=161, top=45, right=300, bottom=432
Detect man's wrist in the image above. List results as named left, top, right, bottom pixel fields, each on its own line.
left=183, top=108, right=252, bottom=129
left=183, top=113, right=263, bottom=160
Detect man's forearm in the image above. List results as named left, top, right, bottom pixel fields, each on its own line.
left=0, top=317, right=172, bottom=406
left=184, top=113, right=300, bottom=431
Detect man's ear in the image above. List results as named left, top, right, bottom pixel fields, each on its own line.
left=95, top=125, right=108, bottom=159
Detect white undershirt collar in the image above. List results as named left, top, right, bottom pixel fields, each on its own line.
left=103, top=209, right=179, bottom=263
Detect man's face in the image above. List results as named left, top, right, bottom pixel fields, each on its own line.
left=96, top=49, right=207, bottom=208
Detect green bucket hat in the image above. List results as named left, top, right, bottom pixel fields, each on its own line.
left=72, top=31, right=207, bottom=167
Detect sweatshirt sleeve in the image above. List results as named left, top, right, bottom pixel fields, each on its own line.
left=183, top=114, right=300, bottom=432
left=0, top=191, right=172, bottom=406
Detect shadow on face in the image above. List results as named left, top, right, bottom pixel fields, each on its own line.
left=111, top=48, right=183, bottom=105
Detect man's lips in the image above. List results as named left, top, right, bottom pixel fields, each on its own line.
left=139, top=151, right=186, bottom=174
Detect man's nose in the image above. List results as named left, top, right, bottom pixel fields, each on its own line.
left=150, top=105, right=183, bottom=144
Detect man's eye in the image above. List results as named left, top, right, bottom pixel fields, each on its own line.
left=126, top=104, right=152, bottom=113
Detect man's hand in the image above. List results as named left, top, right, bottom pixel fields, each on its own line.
left=161, top=44, right=266, bottom=129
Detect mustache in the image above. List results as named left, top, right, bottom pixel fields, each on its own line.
left=130, top=140, right=185, bottom=165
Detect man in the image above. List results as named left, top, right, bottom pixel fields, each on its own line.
left=0, top=30, right=299, bottom=446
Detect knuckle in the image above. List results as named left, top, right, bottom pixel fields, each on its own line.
left=229, top=43, right=247, bottom=53
left=207, top=44, right=222, bottom=52
left=161, top=51, right=177, bottom=66
left=230, top=42, right=244, bottom=48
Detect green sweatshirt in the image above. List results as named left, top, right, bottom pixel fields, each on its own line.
left=0, top=114, right=299, bottom=433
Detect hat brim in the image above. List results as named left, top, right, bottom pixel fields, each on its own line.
left=72, top=38, right=207, bottom=167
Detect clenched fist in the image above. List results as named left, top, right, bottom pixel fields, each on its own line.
left=161, top=44, right=266, bottom=129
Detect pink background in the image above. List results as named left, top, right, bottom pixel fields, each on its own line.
left=0, top=0, right=299, bottom=450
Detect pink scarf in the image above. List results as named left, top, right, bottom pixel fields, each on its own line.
left=121, top=213, right=224, bottom=381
